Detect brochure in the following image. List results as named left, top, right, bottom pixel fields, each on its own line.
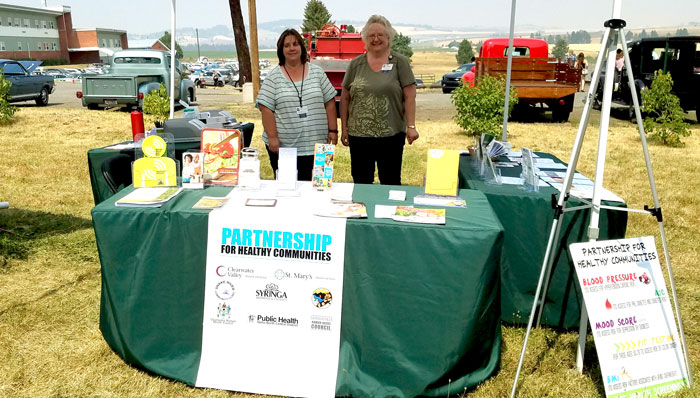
left=192, top=196, right=230, bottom=209
left=413, top=194, right=467, bottom=208
left=312, top=144, right=335, bottom=190
left=201, top=128, right=241, bottom=186
left=392, top=206, right=446, bottom=225
left=115, top=187, right=183, bottom=207
left=182, top=152, right=205, bottom=189
left=315, top=202, right=368, bottom=218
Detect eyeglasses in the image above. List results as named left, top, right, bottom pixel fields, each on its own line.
left=368, top=33, right=386, bottom=40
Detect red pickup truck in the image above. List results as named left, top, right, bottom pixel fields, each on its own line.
left=476, top=38, right=581, bottom=122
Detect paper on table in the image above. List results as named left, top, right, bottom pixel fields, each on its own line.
left=330, top=183, right=354, bottom=202
left=105, top=142, right=140, bottom=150
left=499, top=176, right=524, bottom=185
left=388, top=190, right=406, bottom=201
left=374, top=205, right=397, bottom=219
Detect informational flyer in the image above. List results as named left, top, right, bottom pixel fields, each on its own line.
left=569, top=237, right=689, bottom=398
left=196, top=182, right=349, bottom=398
left=312, top=144, right=335, bottom=190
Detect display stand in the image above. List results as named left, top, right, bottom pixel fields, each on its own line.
left=510, top=1, right=692, bottom=396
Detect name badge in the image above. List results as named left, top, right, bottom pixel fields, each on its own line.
left=296, top=106, right=308, bottom=118
left=381, top=63, right=394, bottom=73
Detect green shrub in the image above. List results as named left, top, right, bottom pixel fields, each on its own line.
left=641, top=70, right=691, bottom=147
left=142, top=83, right=170, bottom=127
left=0, top=71, right=17, bottom=124
left=451, top=74, right=518, bottom=137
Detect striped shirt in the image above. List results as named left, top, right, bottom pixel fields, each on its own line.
left=256, top=63, right=336, bottom=156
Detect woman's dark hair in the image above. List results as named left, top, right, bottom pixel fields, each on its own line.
left=276, top=29, right=308, bottom=65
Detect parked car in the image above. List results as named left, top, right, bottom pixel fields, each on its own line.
left=441, top=63, right=474, bottom=93
left=77, top=49, right=196, bottom=110
left=594, top=35, right=700, bottom=123
left=0, top=59, right=54, bottom=105
left=415, top=78, right=425, bottom=89
left=213, top=68, right=235, bottom=85
left=191, top=70, right=219, bottom=87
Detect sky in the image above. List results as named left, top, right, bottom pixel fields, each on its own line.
left=7, top=0, right=698, bottom=34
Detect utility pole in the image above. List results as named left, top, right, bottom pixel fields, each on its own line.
left=248, top=0, right=260, bottom=99
left=196, top=28, right=201, bottom=61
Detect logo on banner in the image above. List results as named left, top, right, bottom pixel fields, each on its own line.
left=216, top=265, right=254, bottom=278
left=256, top=283, right=288, bottom=301
left=250, top=314, right=299, bottom=327
left=274, top=269, right=313, bottom=281
left=215, top=281, right=235, bottom=300
left=217, top=303, right=231, bottom=318
left=311, top=315, right=332, bottom=331
left=312, top=288, right=332, bottom=308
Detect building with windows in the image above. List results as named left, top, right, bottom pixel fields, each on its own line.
left=0, top=2, right=128, bottom=64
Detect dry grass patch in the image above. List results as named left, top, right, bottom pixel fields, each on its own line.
left=1, top=100, right=699, bottom=397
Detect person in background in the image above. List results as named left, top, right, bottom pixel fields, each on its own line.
left=340, top=14, right=418, bottom=185
left=576, top=52, right=587, bottom=91
left=256, top=28, right=338, bottom=181
left=615, top=48, right=625, bottom=71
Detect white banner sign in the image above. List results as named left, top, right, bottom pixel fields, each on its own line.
left=196, top=182, right=349, bottom=398
left=570, top=237, right=688, bottom=398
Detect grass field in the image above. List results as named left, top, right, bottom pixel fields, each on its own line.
left=2, top=53, right=700, bottom=397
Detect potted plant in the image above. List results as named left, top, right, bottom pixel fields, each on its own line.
left=451, top=74, right=518, bottom=155
left=142, top=83, right=170, bottom=129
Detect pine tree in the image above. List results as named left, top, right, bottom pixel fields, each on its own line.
left=346, top=25, right=355, bottom=33
left=552, top=38, right=569, bottom=60
left=392, top=33, right=413, bottom=61
left=228, top=0, right=251, bottom=85
left=456, top=39, right=474, bottom=64
left=159, top=31, right=183, bottom=59
left=302, top=0, right=334, bottom=33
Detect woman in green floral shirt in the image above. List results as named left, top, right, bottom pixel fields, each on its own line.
left=340, top=15, right=418, bottom=185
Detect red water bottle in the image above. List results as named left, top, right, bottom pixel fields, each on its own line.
left=130, top=111, right=145, bottom=141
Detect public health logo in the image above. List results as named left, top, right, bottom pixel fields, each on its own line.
left=215, top=281, right=235, bottom=300
left=312, top=288, right=332, bottom=308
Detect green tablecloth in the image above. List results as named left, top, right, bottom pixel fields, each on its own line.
left=459, top=153, right=628, bottom=329
left=92, top=184, right=504, bottom=397
left=87, top=122, right=254, bottom=205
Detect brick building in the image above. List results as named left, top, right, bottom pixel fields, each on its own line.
left=0, top=2, right=128, bottom=64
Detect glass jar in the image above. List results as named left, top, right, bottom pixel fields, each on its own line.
left=238, top=147, right=260, bottom=190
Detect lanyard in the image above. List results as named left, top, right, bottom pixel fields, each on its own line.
left=283, top=63, right=305, bottom=107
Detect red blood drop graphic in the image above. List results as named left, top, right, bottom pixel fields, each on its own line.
left=605, top=299, right=612, bottom=309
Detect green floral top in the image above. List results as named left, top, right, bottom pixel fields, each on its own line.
left=342, top=51, right=415, bottom=137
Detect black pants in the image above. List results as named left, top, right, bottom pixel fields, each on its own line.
left=348, top=132, right=405, bottom=185
left=265, top=146, right=315, bottom=181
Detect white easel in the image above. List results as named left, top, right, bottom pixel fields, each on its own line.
left=510, top=1, right=693, bottom=396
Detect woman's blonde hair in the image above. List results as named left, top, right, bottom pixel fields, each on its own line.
left=360, top=15, right=397, bottom=49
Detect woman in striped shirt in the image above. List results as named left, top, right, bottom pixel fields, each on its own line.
left=256, top=29, right=338, bottom=181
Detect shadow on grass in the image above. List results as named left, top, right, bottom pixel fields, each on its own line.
left=0, top=208, right=92, bottom=268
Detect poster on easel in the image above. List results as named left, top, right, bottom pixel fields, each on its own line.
left=569, top=237, right=689, bottom=398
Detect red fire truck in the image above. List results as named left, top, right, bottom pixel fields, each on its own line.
left=303, top=24, right=366, bottom=113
